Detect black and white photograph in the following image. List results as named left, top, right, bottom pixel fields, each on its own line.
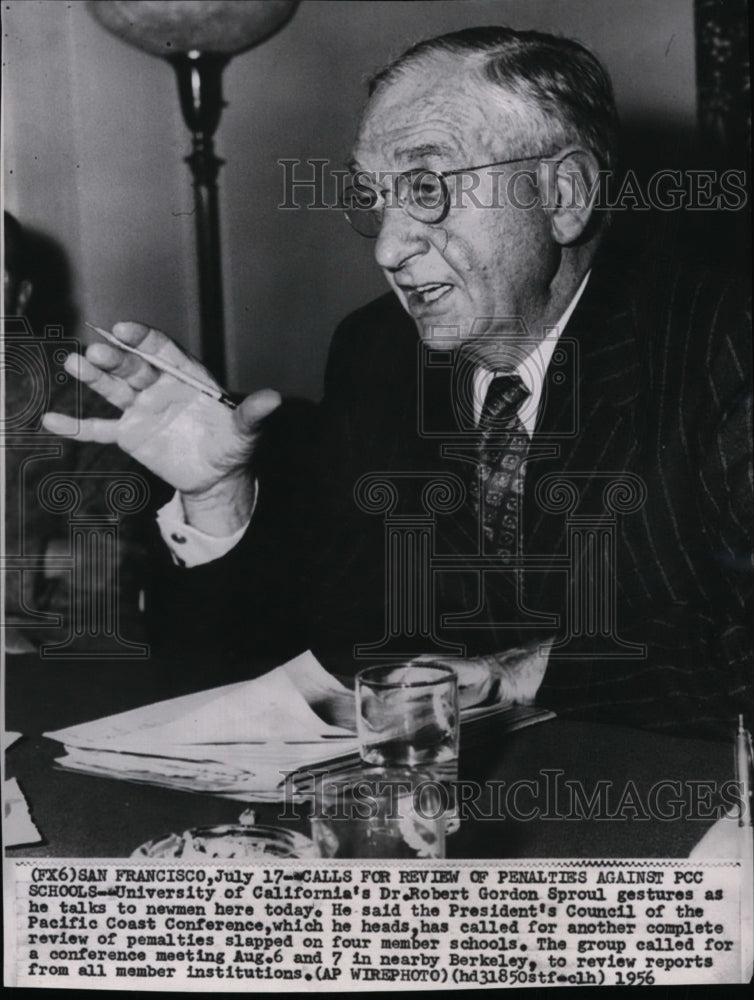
left=2, top=0, right=752, bottom=990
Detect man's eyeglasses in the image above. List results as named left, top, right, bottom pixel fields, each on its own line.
left=342, top=152, right=556, bottom=238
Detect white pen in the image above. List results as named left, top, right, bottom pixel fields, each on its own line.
left=85, top=322, right=237, bottom=410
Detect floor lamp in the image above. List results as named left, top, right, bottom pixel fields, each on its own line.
left=86, top=0, right=299, bottom=383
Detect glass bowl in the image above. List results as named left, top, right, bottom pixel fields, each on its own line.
left=132, top=823, right=316, bottom=859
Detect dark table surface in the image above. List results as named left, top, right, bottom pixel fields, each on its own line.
left=5, top=654, right=734, bottom=859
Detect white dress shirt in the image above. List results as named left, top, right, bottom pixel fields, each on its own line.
left=157, top=271, right=591, bottom=566
left=472, top=270, right=590, bottom=434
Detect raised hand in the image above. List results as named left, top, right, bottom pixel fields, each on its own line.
left=42, top=322, right=281, bottom=532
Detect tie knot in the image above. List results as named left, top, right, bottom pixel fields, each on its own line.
left=480, top=373, right=529, bottom=430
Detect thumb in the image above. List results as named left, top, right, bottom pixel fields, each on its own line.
left=233, top=389, right=282, bottom=436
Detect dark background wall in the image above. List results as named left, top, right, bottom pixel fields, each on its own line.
left=4, top=0, right=707, bottom=398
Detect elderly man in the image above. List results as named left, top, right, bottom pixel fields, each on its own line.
left=44, top=26, right=752, bottom=737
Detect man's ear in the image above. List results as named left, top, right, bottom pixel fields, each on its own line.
left=538, top=147, right=602, bottom=245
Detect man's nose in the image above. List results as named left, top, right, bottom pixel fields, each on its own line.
left=373, top=204, right=430, bottom=271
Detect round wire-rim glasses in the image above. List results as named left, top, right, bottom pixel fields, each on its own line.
left=342, top=152, right=558, bottom=238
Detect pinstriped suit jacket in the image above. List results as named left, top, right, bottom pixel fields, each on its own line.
left=154, top=250, right=752, bottom=737
left=524, top=254, right=752, bottom=736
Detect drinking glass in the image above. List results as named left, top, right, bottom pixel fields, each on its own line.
left=356, top=663, right=459, bottom=829
left=310, top=766, right=445, bottom=859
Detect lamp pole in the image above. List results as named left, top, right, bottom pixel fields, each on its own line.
left=170, top=52, right=229, bottom=381
left=85, top=0, right=300, bottom=384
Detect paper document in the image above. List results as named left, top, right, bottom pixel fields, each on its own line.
left=46, top=651, right=554, bottom=802
left=4, top=778, right=42, bottom=847
left=46, top=651, right=358, bottom=801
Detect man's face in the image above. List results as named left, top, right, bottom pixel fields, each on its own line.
left=351, top=56, right=559, bottom=354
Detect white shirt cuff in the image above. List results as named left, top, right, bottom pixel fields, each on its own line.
left=156, top=484, right=256, bottom=568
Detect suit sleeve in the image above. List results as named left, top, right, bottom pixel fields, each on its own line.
left=694, top=280, right=754, bottom=693
left=143, top=306, right=372, bottom=678
left=539, top=271, right=753, bottom=739
left=636, top=276, right=754, bottom=737
left=146, top=397, right=320, bottom=676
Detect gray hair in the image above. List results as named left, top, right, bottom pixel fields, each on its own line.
left=368, top=25, right=619, bottom=171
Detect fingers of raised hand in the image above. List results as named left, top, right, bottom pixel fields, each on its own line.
left=41, top=411, right=119, bottom=444
left=235, top=389, right=282, bottom=432
left=65, top=352, right=139, bottom=409
left=111, top=322, right=212, bottom=380
left=84, top=343, right=159, bottom=390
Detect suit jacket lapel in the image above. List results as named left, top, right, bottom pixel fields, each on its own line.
left=524, top=258, right=643, bottom=568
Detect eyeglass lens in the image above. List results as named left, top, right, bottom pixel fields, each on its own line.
left=343, top=169, right=448, bottom=237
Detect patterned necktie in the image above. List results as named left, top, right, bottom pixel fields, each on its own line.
left=469, top=373, right=531, bottom=555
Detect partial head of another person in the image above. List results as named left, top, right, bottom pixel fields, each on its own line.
left=4, top=211, right=34, bottom=317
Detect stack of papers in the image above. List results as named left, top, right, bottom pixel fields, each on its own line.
left=45, top=651, right=555, bottom=802
left=46, top=652, right=358, bottom=802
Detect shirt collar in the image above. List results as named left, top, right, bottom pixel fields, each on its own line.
left=473, top=270, right=591, bottom=434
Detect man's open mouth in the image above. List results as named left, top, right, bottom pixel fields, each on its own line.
left=403, top=282, right=454, bottom=307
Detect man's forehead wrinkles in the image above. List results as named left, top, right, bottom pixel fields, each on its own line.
left=356, top=116, right=466, bottom=170
left=394, top=141, right=455, bottom=162
left=358, top=78, right=514, bottom=171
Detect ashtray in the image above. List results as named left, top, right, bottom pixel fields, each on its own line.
left=131, top=823, right=316, bottom=859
